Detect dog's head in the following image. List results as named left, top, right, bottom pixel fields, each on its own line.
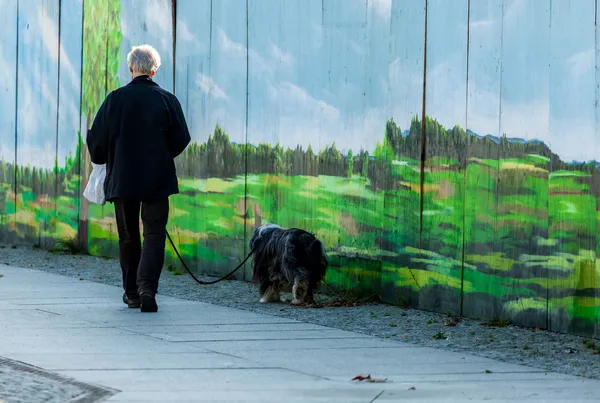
left=250, top=223, right=282, bottom=251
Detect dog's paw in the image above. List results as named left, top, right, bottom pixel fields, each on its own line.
left=260, top=295, right=281, bottom=303
left=291, top=299, right=304, bottom=305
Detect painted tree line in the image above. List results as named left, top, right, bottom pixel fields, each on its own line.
left=1, top=114, right=596, bottom=199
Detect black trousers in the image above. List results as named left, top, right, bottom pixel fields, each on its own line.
left=113, top=198, right=169, bottom=297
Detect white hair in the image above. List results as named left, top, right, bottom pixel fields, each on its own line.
left=126, top=44, right=161, bottom=75
left=257, top=223, right=281, bottom=237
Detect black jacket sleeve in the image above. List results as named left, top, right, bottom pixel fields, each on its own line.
left=167, top=95, right=191, bottom=158
left=86, top=95, right=111, bottom=164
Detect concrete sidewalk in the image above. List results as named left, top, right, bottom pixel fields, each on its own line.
left=0, top=264, right=599, bottom=403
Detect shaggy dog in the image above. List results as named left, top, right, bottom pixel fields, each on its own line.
left=249, top=223, right=328, bottom=305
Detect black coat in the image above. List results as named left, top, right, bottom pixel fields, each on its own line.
left=86, top=75, right=191, bottom=202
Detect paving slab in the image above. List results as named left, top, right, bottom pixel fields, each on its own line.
left=182, top=337, right=401, bottom=352
left=1, top=264, right=600, bottom=402
left=119, top=322, right=329, bottom=333
left=104, top=387, right=385, bottom=403
left=6, top=351, right=254, bottom=371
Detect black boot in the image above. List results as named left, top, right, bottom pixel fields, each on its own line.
left=140, top=293, right=158, bottom=313
left=122, top=292, right=141, bottom=309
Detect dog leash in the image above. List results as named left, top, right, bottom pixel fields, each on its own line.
left=165, top=230, right=255, bottom=285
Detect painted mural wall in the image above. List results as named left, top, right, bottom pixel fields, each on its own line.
left=0, top=0, right=599, bottom=338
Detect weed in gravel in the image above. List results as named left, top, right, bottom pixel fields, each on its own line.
left=167, top=264, right=186, bottom=276
left=49, top=237, right=85, bottom=255
left=447, top=313, right=461, bottom=323
left=397, top=295, right=411, bottom=309
left=433, top=332, right=447, bottom=340
left=401, top=312, right=408, bottom=317
left=389, top=321, right=398, bottom=327
left=523, top=346, right=531, bottom=350
left=583, top=340, right=600, bottom=354
left=481, top=318, right=510, bottom=328
left=484, top=370, right=493, bottom=374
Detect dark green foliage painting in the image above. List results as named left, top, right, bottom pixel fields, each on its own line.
left=0, top=0, right=599, bottom=338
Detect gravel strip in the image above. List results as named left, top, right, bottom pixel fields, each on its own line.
left=0, top=356, right=116, bottom=403
left=1, top=244, right=600, bottom=381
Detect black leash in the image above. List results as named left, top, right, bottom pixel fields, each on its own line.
left=166, top=230, right=255, bottom=285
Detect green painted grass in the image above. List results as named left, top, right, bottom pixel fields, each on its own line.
left=1, top=157, right=599, bottom=333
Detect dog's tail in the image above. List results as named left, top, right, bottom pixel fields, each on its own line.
left=307, top=238, right=328, bottom=279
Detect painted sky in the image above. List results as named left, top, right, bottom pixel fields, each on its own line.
left=0, top=0, right=598, bottom=169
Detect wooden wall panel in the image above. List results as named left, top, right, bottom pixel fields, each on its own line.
left=170, top=0, right=247, bottom=279
left=169, top=0, right=212, bottom=277
left=495, top=0, right=550, bottom=329
left=418, top=0, right=468, bottom=315
left=547, top=0, right=597, bottom=336
left=15, top=0, right=60, bottom=247
left=380, top=0, right=426, bottom=307
left=0, top=0, right=18, bottom=244
left=118, top=0, right=174, bottom=92
left=462, top=0, right=503, bottom=321
left=595, top=0, right=600, bottom=340
left=55, top=0, right=84, bottom=246
left=80, top=0, right=122, bottom=256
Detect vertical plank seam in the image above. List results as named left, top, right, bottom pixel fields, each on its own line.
left=172, top=0, right=177, bottom=93
left=55, top=0, right=63, bottom=245
left=243, top=0, right=250, bottom=280
left=13, top=0, right=20, bottom=238
left=461, top=0, right=471, bottom=318
left=495, top=0, right=505, bottom=322
left=207, top=0, right=213, bottom=117
left=419, top=0, right=428, bottom=249
left=384, top=0, right=395, bottom=294
left=77, top=0, right=85, bottom=238
left=103, top=6, right=109, bottom=97
left=545, top=0, right=553, bottom=331
left=595, top=0, right=599, bottom=339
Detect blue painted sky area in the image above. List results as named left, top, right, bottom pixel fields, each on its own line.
left=175, top=0, right=599, bottom=162
left=0, top=0, right=598, bottom=169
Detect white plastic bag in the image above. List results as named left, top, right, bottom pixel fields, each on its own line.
left=83, top=163, right=107, bottom=205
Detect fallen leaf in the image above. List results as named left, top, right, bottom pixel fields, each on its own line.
left=0, top=274, right=4, bottom=278
left=408, top=386, right=416, bottom=391
left=79, top=277, right=84, bottom=281
left=352, top=374, right=387, bottom=383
